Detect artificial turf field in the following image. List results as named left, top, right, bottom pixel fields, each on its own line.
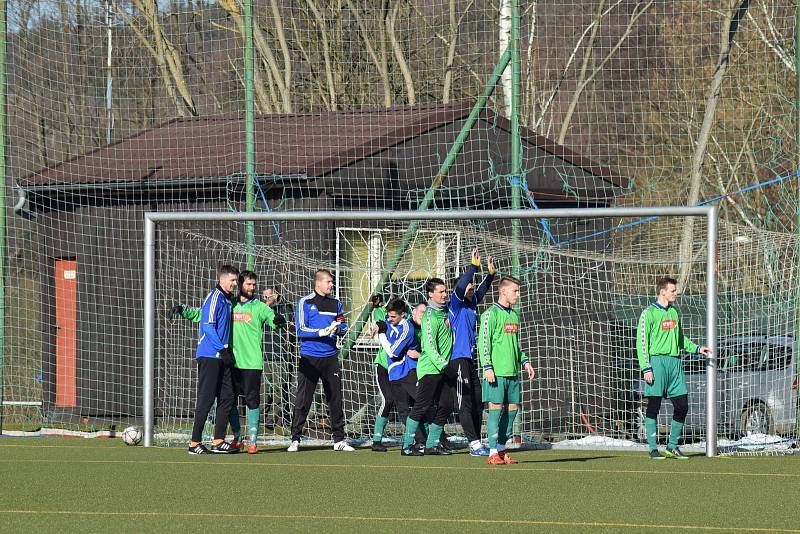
left=0, top=437, right=798, bottom=533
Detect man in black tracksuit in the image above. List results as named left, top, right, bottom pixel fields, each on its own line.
left=288, top=269, right=354, bottom=452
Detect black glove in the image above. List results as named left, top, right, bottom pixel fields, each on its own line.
left=219, top=347, right=235, bottom=367
left=169, top=304, right=183, bottom=320
left=375, top=320, right=388, bottom=334
left=273, top=313, right=287, bottom=327
left=370, top=294, right=383, bottom=308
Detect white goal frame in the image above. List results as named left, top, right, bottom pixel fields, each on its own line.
left=143, top=207, right=719, bottom=454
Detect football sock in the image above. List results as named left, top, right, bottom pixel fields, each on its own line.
left=426, top=424, right=444, bottom=449
left=403, top=417, right=420, bottom=448
left=229, top=406, right=241, bottom=442
left=247, top=408, right=260, bottom=444
left=372, top=416, right=389, bottom=443
left=497, top=409, right=509, bottom=450
left=487, top=408, right=502, bottom=449
left=503, top=409, right=518, bottom=450
left=668, top=419, right=684, bottom=449
left=645, top=417, right=658, bottom=451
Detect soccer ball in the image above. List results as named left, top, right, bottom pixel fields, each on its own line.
left=122, top=426, right=143, bottom=446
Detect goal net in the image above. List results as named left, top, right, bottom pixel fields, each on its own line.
left=3, top=1, right=800, bottom=459
left=144, top=208, right=797, bottom=457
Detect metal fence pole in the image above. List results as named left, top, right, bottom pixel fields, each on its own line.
left=705, top=206, right=718, bottom=457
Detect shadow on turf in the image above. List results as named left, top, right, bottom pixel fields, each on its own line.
left=526, top=455, right=617, bottom=463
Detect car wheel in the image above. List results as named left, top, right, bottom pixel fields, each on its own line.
left=740, top=402, right=774, bottom=436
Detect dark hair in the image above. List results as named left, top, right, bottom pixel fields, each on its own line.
left=238, top=270, right=257, bottom=286
left=218, top=264, right=239, bottom=277
left=314, top=269, right=334, bottom=282
left=656, top=276, right=677, bottom=294
left=499, top=275, right=521, bottom=288
left=424, top=277, right=446, bottom=297
left=386, top=298, right=407, bottom=315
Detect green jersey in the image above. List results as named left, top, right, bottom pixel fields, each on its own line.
left=371, top=306, right=388, bottom=369
left=182, top=297, right=283, bottom=370
left=636, top=302, right=698, bottom=371
left=478, top=303, right=528, bottom=377
left=416, top=307, right=452, bottom=379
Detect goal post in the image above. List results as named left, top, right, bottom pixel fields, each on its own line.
left=143, top=206, right=719, bottom=455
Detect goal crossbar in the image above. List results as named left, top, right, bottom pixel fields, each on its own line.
left=143, top=207, right=719, bottom=454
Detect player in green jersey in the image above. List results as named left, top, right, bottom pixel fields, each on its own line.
left=368, top=293, right=393, bottom=452
left=637, top=276, right=711, bottom=460
left=478, top=276, right=535, bottom=465
left=173, top=271, right=286, bottom=454
left=401, top=278, right=455, bottom=456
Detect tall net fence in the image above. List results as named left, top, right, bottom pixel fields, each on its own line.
left=2, top=0, right=799, bottom=453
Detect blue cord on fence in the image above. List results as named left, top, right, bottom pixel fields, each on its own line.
left=554, top=170, right=798, bottom=247
left=255, top=177, right=284, bottom=245
left=508, top=174, right=557, bottom=244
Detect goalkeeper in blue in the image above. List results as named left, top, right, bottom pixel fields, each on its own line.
left=637, top=276, right=711, bottom=460
left=448, top=247, right=495, bottom=456
left=478, top=276, right=535, bottom=465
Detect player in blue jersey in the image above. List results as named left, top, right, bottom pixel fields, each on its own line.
left=447, top=248, right=495, bottom=456
left=373, top=297, right=424, bottom=450
left=188, top=264, right=240, bottom=455
left=288, top=269, right=354, bottom=452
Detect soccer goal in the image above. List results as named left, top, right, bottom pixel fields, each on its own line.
left=142, top=207, right=735, bottom=455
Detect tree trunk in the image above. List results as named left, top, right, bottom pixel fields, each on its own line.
left=677, top=0, right=750, bottom=290
left=499, top=0, right=512, bottom=117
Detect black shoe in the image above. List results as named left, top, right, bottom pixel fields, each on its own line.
left=424, top=445, right=453, bottom=456
left=439, top=439, right=455, bottom=451
left=188, top=443, right=210, bottom=455
left=413, top=442, right=425, bottom=452
left=401, top=446, right=424, bottom=456
left=210, top=441, right=240, bottom=454
left=372, top=441, right=388, bottom=452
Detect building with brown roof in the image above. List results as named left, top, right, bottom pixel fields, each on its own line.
left=17, top=100, right=628, bottom=427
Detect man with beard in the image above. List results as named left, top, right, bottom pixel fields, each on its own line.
left=173, top=270, right=286, bottom=454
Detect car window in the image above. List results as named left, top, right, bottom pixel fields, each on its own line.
left=762, top=344, right=790, bottom=371
left=721, top=342, right=763, bottom=372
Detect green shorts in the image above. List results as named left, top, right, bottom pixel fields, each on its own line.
left=644, top=355, right=687, bottom=398
left=482, top=375, right=521, bottom=404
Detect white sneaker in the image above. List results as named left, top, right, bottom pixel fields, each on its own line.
left=333, top=440, right=354, bottom=451
left=287, top=440, right=299, bottom=452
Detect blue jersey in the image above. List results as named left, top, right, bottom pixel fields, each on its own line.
left=295, top=291, right=348, bottom=358
left=448, top=264, right=494, bottom=360
left=381, top=318, right=419, bottom=381
left=195, top=285, right=234, bottom=360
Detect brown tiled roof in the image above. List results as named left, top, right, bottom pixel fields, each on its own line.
left=19, top=100, right=627, bottom=189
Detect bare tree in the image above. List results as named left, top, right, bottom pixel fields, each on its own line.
left=677, top=0, right=750, bottom=289
left=386, top=0, right=415, bottom=105
left=115, top=0, right=198, bottom=116
left=557, top=0, right=654, bottom=145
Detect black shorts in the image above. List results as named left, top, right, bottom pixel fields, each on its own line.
left=232, top=368, right=262, bottom=409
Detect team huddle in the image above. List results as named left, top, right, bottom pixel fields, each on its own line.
left=177, top=254, right=707, bottom=462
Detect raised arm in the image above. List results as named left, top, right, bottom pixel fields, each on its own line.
left=473, top=255, right=496, bottom=304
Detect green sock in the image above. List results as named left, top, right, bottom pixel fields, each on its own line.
left=229, top=406, right=241, bottom=441
left=503, top=409, right=518, bottom=449
left=247, top=408, right=260, bottom=444
left=426, top=424, right=444, bottom=449
left=497, top=409, right=509, bottom=449
left=487, top=409, right=502, bottom=449
left=403, top=417, right=419, bottom=448
left=645, top=417, right=658, bottom=451
left=372, top=416, right=389, bottom=443
left=668, top=419, right=684, bottom=449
